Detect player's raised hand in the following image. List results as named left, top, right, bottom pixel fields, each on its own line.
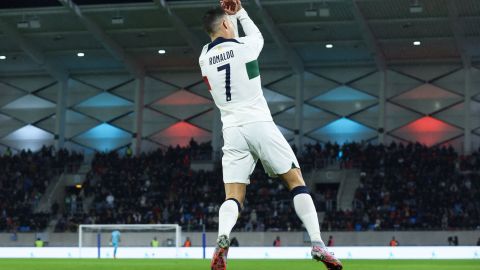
left=220, top=0, right=242, bottom=15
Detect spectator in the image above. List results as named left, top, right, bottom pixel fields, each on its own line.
left=273, top=236, right=281, bottom=247
left=230, top=237, right=239, bottom=247
left=389, top=237, right=399, bottom=247
left=448, top=236, right=454, bottom=246
left=327, top=235, right=334, bottom=247
left=453, top=236, right=459, bottom=246
left=476, top=237, right=480, bottom=246
left=4, top=147, right=12, bottom=157
left=151, top=237, right=159, bottom=247
left=106, top=193, right=115, bottom=208
left=126, top=146, right=133, bottom=157
left=183, top=237, right=192, bottom=247
left=34, top=238, right=44, bottom=247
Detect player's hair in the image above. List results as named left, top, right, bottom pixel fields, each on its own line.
left=203, top=7, right=226, bottom=36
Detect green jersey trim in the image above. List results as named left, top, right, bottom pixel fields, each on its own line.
left=246, top=60, right=260, bottom=80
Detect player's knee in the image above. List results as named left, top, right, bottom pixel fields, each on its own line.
left=224, top=185, right=246, bottom=204
left=280, top=168, right=305, bottom=190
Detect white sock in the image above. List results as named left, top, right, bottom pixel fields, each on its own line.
left=293, top=193, right=325, bottom=246
left=218, top=199, right=239, bottom=238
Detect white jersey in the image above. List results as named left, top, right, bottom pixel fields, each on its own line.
left=199, top=9, right=273, bottom=130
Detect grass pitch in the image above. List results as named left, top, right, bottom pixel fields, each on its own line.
left=0, top=259, right=478, bottom=270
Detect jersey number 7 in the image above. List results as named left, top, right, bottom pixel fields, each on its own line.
left=217, top=64, right=231, bottom=102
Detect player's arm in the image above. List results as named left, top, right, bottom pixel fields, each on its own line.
left=228, top=14, right=239, bottom=38
left=222, top=0, right=263, bottom=57
left=222, top=1, right=239, bottom=38
left=237, top=8, right=262, bottom=39
left=236, top=5, right=263, bottom=55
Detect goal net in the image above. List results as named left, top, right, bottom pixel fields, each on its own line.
left=78, top=224, right=181, bottom=258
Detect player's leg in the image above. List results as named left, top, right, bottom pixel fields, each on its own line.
left=218, top=183, right=246, bottom=239
left=278, top=168, right=324, bottom=245
left=113, top=244, right=117, bottom=259
left=280, top=169, right=342, bottom=270
left=212, top=126, right=255, bottom=270
left=244, top=122, right=342, bottom=269
left=212, top=185, right=247, bottom=270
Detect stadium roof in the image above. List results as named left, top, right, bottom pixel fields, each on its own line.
left=0, top=0, right=478, bottom=75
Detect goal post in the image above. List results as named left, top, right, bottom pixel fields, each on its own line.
left=78, top=224, right=182, bottom=258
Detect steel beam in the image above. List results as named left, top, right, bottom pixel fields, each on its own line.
left=57, top=0, right=144, bottom=78
left=351, top=0, right=386, bottom=70
left=154, top=0, right=203, bottom=56
left=0, top=19, right=68, bottom=82
left=253, top=0, right=304, bottom=74
left=447, top=0, right=471, bottom=68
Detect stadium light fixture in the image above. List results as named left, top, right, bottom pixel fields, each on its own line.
left=77, top=52, right=85, bottom=57
left=158, top=49, right=166, bottom=54
left=305, top=2, right=318, bottom=17
left=112, top=9, right=124, bottom=25
left=0, top=55, right=6, bottom=60
left=413, top=41, right=421, bottom=46
left=326, top=44, right=333, bottom=49
left=305, top=8, right=318, bottom=17
left=29, top=17, right=41, bottom=29
left=410, top=0, right=423, bottom=13
left=111, top=16, right=124, bottom=25
left=318, top=7, right=330, bottom=17
left=319, top=0, right=330, bottom=18
left=17, top=20, right=29, bottom=29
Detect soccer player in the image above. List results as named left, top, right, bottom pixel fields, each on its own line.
left=111, top=230, right=121, bottom=259
left=198, top=1, right=343, bottom=270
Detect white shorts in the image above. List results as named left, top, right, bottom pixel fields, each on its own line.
left=222, top=121, right=300, bottom=184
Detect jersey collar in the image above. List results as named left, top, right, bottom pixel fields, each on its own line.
left=207, top=37, right=241, bottom=52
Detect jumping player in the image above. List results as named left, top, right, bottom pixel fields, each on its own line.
left=199, top=1, right=343, bottom=269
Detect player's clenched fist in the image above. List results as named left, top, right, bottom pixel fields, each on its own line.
left=220, top=0, right=242, bottom=15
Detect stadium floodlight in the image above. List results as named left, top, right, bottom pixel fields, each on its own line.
left=305, top=2, right=317, bottom=17
left=319, top=7, right=330, bottom=17
left=17, top=20, right=29, bottom=29
left=111, top=16, right=124, bottom=25
left=79, top=224, right=182, bottom=258
left=305, top=8, right=318, bottom=17
left=410, top=0, right=423, bottom=13
left=29, top=17, right=41, bottom=29
left=112, top=9, right=124, bottom=25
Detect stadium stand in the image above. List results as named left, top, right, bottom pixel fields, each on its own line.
left=1, top=141, right=478, bottom=233
left=0, top=146, right=83, bottom=232
left=321, top=142, right=480, bottom=231
left=58, top=141, right=302, bottom=232
left=53, top=141, right=479, bottom=233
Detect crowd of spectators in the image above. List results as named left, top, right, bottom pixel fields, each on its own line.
left=56, top=140, right=480, bottom=233
left=2, top=140, right=479, bottom=234
left=0, top=146, right=83, bottom=232
left=59, top=141, right=301, bottom=232
left=321, top=142, right=480, bottom=231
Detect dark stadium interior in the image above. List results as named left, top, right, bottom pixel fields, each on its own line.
left=0, top=0, right=479, bottom=262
